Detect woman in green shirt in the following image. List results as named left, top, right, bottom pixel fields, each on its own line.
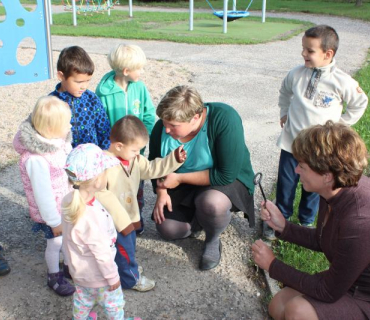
left=149, top=86, right=255, bottom=271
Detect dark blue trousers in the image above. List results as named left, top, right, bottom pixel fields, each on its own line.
left=276, top=149, right=319, bottom=225
left=115, top=231, right=139, bottom=289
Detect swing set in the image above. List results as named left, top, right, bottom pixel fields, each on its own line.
left=188, top=0, right=266, bottom=33
left=205, top=0, right=253, bottom=22
left=62, top=0, right=120, bottom=14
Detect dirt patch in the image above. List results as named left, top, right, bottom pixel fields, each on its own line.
left=0, top=47, right=268, bottom=320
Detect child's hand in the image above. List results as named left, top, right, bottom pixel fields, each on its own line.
left=109, top=280, right=121, bottom=291
left=52, top=224, right=62, bottom=237
left=280, top=115, right=287, bottom=128
left=174, top=145, right=187, bottom=163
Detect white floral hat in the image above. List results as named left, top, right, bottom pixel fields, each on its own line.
left=65, top=143, right=119, bottom=182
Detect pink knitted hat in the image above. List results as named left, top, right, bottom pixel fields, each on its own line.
left=65, top=143, right=119, bottom=182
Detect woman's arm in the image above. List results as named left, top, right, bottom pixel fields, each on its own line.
left=156, top=170, right=210, bottom=189
left=207, top=104, right=254, bottom=192
left=269, top=216, right=370, bottom=303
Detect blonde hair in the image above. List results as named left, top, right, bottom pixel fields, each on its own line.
left=31, top=96, right=71, bottom=139
left=108, top=44, right=146, bottom=73
left=62, top=177, right=97, bottom=225
left=292, top=120, right=368, bottom=189
left=156, top=85, right=204, bottom=122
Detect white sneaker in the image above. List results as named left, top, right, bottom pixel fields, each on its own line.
left=138, top=265, right=143, bottom=275
left=131, top=275, right=155, bottom=292
left=263, top=221, right=277, bottom=241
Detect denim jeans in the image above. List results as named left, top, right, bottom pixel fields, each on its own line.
left=276, top=150, right=319, bottom=225
left=115, top=231, right=139, bottom=289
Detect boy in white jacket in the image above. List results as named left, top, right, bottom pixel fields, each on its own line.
left=266, top=25, right=368, bottom=240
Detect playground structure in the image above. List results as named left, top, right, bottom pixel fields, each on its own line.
left=0, top=0, right=53, bottom=86
left=63, top=0, right=120, bottom=14
left=64, top=0, right=266, bottom=33
left=206, top=0, right=253, bottom=22
left=62, top=0, right=123, bottom=26
left=190, top=0, right=267, bottom=33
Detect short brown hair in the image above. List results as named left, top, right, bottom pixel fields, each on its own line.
left=292, top=121, right=368, bottom=189
left=156, top=85, right=204, bottom=122
left=57, top=46, right=94, bottom=79
left=110, top=115, right=149, bottom=145
left=305, top=25, right=339, bottom=56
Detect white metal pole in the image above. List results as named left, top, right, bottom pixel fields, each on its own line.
left=72, top=0, right=77, bottom=26
left=108, top=0, right=111, bottom=16
left=44, top=0, right=54, bottom=79
left=223, top=0, right=228, bottom=34
left=189, top=0, right=194, bottom=31
left=129, top=0, right=133, bottom=17
left=262, top=0, right=266, bottom=22
left=232, top=0, right=236, bottom=11
left=48, top=0, right=53, bottom=25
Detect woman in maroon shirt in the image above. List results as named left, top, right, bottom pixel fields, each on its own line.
left=252, top=120, right=370, bottom=320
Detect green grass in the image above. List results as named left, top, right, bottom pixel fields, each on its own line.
left=17, top=0, right=370, bottom=21
left=136, top=0, right=370, bottom=21
left=272, top=185, right=330, bottom=276
left=51, top=11, right=311, bottom=44
left=353, top=53, right=370, bottom=169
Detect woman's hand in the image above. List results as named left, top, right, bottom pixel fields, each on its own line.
left=251, top=239, right=276, bottom=271
left=52, top=224, right=62, bottom=237
left=175, top=145, right=187, bottom=163
left=153, top=188, right=172, bottom=224
left=109, top=280, right=121, bottom=291
left=156, top=173, right=181, bottom=189
left=260, top=200, right=286, bottom=234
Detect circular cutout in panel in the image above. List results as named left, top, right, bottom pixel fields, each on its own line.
left=16, top=37, right=37, bottom=66
left=0, top=0, right=6, bottom=23
left=16, top=18, right=25, bottom=27
left=21, top=0, right=37, bottom=12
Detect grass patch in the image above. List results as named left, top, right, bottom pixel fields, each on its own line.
left=135, top=0, right=370, bottom=21
left=17, top=0, right=370, bottom=21
left=50, top=11, right=311, bottom=44
left=353, top=52, right=370, bottom=174
left=272, top=184, right=330, bottom=275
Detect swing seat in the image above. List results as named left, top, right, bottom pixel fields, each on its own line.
left=213, top=10, right=250, bottom=22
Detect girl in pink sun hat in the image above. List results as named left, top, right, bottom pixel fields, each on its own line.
left=62, top=143, right=141, bottom=320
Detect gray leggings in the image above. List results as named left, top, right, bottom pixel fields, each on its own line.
left=156, top=189, right=232, bottom=243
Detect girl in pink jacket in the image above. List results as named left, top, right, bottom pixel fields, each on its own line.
left=62, top=143, right=141, bottom=320
left=13, top=96, right=75, bottom=296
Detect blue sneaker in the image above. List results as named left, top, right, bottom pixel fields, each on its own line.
left=0, top=245, right=10, bottom=276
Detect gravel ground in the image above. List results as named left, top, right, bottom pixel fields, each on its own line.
left=0, top=7, right=370, bottom=320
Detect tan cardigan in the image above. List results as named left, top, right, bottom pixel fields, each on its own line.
left=96, top=150, right=182, bottom=235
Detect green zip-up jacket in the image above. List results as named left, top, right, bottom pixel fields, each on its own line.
left=149, top=102, right=255, bottom=194
left=96, top=71, right=155, bottom=136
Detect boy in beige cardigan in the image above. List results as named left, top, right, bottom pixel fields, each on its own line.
left=96, top=115, right=186, bottom=292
